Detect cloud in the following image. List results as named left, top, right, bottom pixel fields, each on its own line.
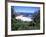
left=16, top=15, right=32, bottom=22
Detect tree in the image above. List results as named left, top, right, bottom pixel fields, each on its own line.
left=32, top=10, right=40, bottom=29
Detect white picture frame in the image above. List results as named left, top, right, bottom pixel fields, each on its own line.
left=5, top=1, right=45, bottom=36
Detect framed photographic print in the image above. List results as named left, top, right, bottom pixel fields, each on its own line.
left=5, top=1, right=45, bottom=36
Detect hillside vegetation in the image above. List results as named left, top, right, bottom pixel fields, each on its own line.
left=11, top=7, right=40, bottom=31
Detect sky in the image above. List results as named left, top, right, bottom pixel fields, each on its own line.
left=11, top=6, right=40, bottom=21
left=12, top=6, right=40, bottom=13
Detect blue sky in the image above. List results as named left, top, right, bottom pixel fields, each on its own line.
left=12, top=6, right=40, bottom=13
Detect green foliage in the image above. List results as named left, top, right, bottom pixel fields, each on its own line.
left=11, top=10, right=40, bottom=31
